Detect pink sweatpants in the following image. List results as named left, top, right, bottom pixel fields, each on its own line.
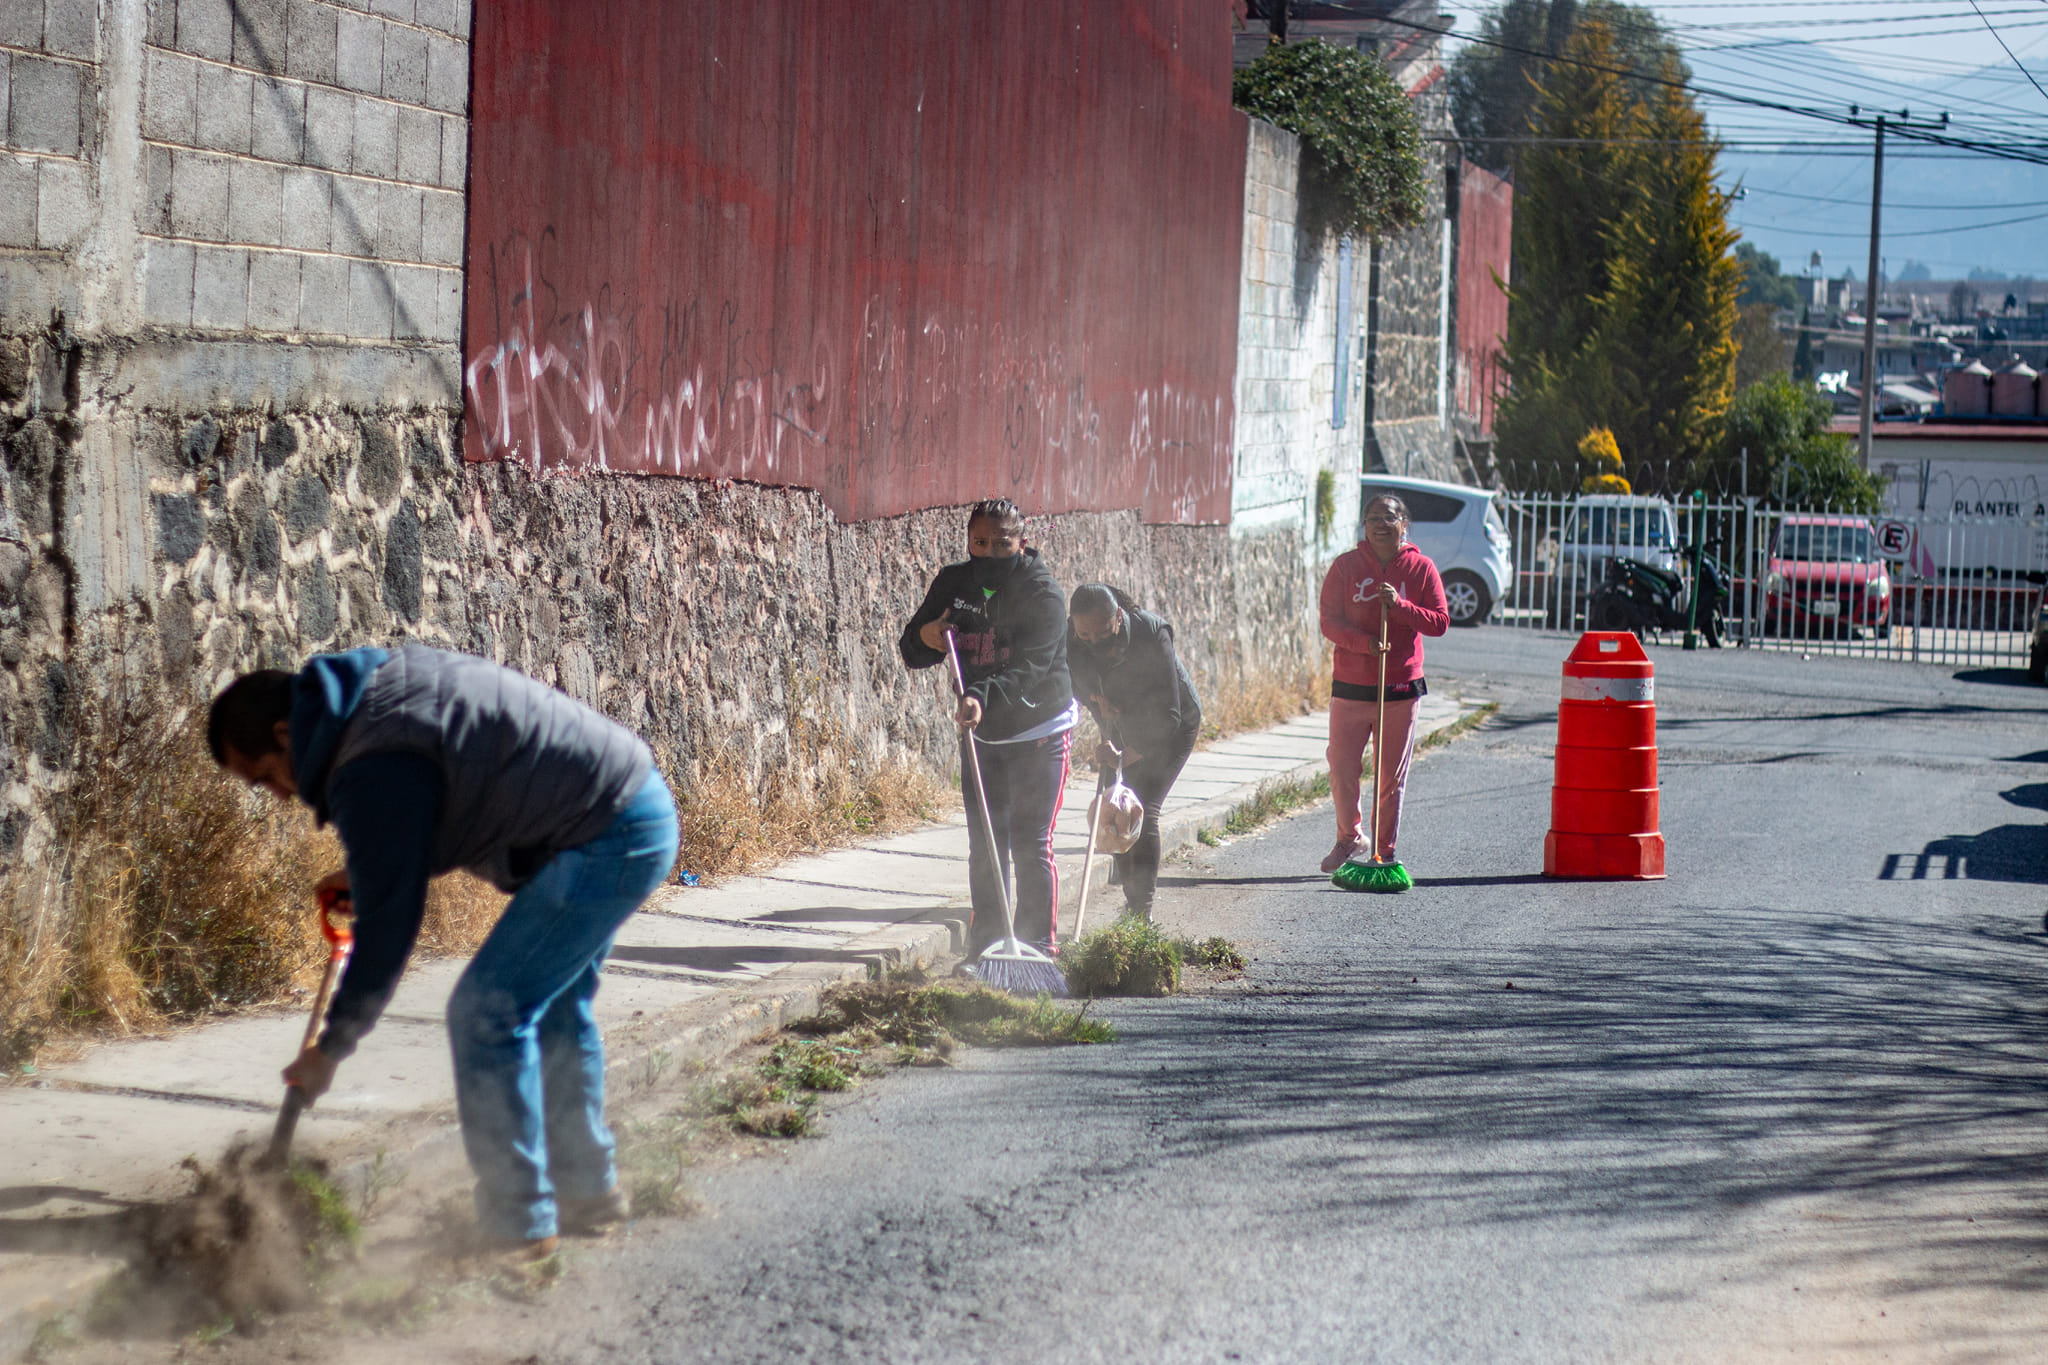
left=1328, top=696, right=1418, bottom=859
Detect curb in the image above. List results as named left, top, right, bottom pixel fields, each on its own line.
left=0, top=916, right=964, bottom=1359
left=0, top=700, right=1489, bottom=1353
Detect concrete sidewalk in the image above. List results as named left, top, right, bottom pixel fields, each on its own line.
left=0, top=694, right=1478, bottom=1341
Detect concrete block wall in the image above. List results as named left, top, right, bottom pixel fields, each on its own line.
left=0, top=0, right=472, bottom=866
left=135, top=0, right=468, bottom=340
left=1, top=0, right=102, bottom=256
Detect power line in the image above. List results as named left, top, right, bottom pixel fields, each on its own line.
left=1742, top=185, right=2048, bottom=209
left=1396, top=5, right=2048, bottom=166
left=1734, top=206, right=2048, bottom=236
left=1966, top=0, right=2048, bottom=105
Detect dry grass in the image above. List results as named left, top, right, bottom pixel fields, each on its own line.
left=0, top=706, right=503, bottom=1068
left=671, top=687, right=944, bottom=883
left=1198, top=648, right=1333, bottom=742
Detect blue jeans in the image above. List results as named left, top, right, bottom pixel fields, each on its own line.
left=446, top=771, right=679, bottom=1242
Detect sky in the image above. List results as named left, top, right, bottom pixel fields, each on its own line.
left=1442, top=1, right=2048, bottom=282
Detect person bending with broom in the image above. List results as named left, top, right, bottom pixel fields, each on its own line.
left=899, top=498, right=1075, bottom=987
left=1067, top=583, right=1202, bottom=921
left=207, top=645, right=678, bottom=1261
left=1320, top=493, right=1449, bottom=889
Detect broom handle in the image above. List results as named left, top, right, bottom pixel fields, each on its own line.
left=945, top=632, right=1019, bottom=945
left=1371, top=604, right=1389, bottom=860
left=268, top=904, right=351, bottom=1165
left=1072, top=769, right=1104, bottom=942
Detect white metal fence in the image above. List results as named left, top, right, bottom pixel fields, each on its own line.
left=1491, top=491, right=2047, bottom=670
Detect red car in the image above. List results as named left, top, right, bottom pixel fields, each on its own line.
left=1763, top=516, right=1892, bottom=637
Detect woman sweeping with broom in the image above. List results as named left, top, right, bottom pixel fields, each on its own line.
left=1320, top=493, right=1449, bottom=891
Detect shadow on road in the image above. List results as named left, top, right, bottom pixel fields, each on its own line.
left=1089, top=900, right=2048, bottom=1298
left=1879, top=824, right=2048, bottom=883
left=1952, top=667, right=2039, bottom=690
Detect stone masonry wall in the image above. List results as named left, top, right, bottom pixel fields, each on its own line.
left=0, top=316, right=1310, bottom=867
left=0, top=2, right=1318, bottom=887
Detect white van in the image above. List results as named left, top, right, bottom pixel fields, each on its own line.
left=1546, top=494, right=1684, bottom=626
left=1357, top=474, right=1513, bottom=626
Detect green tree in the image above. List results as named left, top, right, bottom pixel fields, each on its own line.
left=1791, top=307, right=1815, bottom=382
left=1596, top=70, right=1740, bottom=478
left=1704, top=374, right=1883, bottom=510
left=1733, top=303, right=1790, bottom=390
left=1233, top=41, right=1428, bottom=240
left=1447, top=0, right=1683, bottom=177
left=1495, top=24, right=1739, bottom=494
left=1734, top=243, right=1800, bottom=311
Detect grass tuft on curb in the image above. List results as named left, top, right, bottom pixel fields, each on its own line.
left=1064, top=919, right=1251, bottom=997
left=794, top=972, right=1116, bottom=1049
left=1064, top=917, right=1182, bottom=997
left=1416, top=700, right=1500, bottom=753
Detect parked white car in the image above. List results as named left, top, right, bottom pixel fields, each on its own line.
left=1357, top=474, right=1513, bottom=626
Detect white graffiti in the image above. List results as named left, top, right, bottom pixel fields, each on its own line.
left=464, top=238, right=1230, bottom=521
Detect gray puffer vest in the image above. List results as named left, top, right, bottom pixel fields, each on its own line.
left=328, top=645, right=655, bottom=890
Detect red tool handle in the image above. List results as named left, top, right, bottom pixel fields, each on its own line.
left=318, top=886, right=354, bottom=957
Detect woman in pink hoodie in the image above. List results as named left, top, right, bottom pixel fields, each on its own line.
left=1318, top=493, right=1450, bottom=873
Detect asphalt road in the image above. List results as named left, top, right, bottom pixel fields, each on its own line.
left=383, top=633, right=2048, bottom=1361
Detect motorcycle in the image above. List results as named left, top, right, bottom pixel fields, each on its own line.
left=1589, top=545, right=1735, bottom=644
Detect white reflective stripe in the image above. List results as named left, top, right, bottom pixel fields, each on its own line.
left=1561, top=675, right=1654, bottom=702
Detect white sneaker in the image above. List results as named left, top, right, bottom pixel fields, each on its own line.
left=1320, top=839, right=1363, bottom=874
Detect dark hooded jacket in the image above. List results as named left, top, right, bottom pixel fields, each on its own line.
left=287, top=645, right=652, bottom=1059
left=1067, top=588, right=1201, bottom=757
left=898, top=549, right=1072, bottom=742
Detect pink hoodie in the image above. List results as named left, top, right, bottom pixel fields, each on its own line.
left=1319, top=541, right=1450, bottom=688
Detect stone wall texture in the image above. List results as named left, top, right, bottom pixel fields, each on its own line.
left=0, top=3, right=1325, bottom=885
left=0, top=318, right=1317, bottom=866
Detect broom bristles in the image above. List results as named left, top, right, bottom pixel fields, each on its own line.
left=968, top=941, right=1071, bottom=997
left=1331, top=857, right=1413, bottom=893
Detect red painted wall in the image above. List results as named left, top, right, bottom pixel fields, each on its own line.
left=463, top=2, right=1247, bottom=524
left=1456, top=159, right=1513, bottom=437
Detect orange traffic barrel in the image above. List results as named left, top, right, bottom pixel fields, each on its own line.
left=1543, top=632, right=1666, bottom=879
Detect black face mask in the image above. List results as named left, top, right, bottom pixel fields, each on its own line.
left=968, top=553, right=1021, bottom=591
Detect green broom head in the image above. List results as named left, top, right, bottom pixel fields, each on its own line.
left=1331, top=855, right=1413, bottom=893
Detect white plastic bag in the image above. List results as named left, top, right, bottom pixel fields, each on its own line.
left=1089, top=782, right=1145, bottom=854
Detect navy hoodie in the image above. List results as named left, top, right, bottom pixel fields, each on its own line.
left=287, top=647, right=445, bottom=1060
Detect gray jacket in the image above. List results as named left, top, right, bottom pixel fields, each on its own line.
left=323, top=645, right=655, bottom=891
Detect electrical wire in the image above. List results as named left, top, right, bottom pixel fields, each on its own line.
left=1965, top=0, right=2048, bottom=105
left=1734, top=206, right=2048, bottom=235
left=1383, top=4, right=2048, bottom=165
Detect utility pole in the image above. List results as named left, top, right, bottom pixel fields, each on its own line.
left=1848, top=106, right=1947, bottom=471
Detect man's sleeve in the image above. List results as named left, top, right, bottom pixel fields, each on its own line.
left=316, top=752, right=444, bottom=1061
left=1068, top=631, right=1100, bottom=707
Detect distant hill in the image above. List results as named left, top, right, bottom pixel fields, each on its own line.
left=1696, top=37, right=2048, bottom=279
